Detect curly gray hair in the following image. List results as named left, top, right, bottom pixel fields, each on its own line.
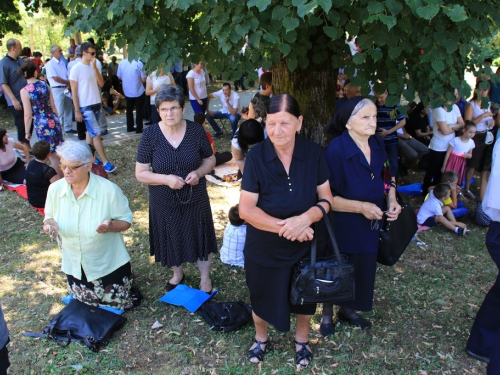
left=155, top=85, right=185, bottom=109
left=56, top=141, right=92, bottom=164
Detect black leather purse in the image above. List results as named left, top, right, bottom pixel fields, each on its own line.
left=25, top=299, right=127, bottom=352
left=290, top=205, right=355, bottom=305
left=197, top=301, right=252, bottom=332
left=378, top=193, right=418, bottom=266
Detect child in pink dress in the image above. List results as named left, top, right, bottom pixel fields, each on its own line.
left=441, top=121, right=476, bottom=185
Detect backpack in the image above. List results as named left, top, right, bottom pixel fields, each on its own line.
left=197, top=301, right=252, bottom=332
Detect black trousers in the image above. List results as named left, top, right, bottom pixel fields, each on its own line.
left=8, top=105, right=30, bottom=145
left=0, top=338, right=10, bottom=375
left=125, top=93, right=145, bottom=132
left=215, top=151, right=232, bottom=167
left=422, top=149, right=446, bottom=195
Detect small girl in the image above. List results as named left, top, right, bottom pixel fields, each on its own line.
left=441, top=121, right=476, bottom=185
left=220, top=204, right=246, bottom=268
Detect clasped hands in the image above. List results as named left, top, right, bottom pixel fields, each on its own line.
left=167, top=171, right=200, bottom=189
left=277, top=215, right=313, bottom=242
left=43, top=218, right=115, bottom=237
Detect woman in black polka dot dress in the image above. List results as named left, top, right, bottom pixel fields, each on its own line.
left=136, top=86, right=217, bottom=293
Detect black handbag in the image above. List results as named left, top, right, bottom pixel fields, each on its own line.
left=197, top=301, right=252, bottom=332
left=290, top=205, right=355, bottom=305
left=30, top=299, right=127, bottom=352
left=377, top=193, right=418, bottom=266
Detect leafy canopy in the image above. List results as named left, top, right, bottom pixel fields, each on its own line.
left=65, top=0, right=500, bottom=110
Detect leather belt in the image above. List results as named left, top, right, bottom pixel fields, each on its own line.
left=52, top=85, right=66, bottom=88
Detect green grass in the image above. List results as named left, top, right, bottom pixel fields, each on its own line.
left=0, top=118, right=493, bottom=374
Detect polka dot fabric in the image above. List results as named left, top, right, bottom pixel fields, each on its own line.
left=136, top=120, right=218, bottom=267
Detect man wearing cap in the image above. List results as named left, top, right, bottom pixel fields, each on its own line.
left=46, top=44, right=75, bottom=133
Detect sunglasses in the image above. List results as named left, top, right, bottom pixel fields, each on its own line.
left=85, top=51, right=96, bottom=56
left=59, top=163, right=88, bottom=171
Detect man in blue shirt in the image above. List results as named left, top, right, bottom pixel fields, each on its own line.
left=374, top=90, right=406, bottom=178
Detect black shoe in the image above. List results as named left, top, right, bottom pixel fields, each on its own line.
left=165, top=274, right=185, bottom=292
left=136, top=129, right=143, bottom=134
left=248, top=338, right=269, bottom=363
left=338, top=310, right=372, bottom=330
left=466, top=348, right=490, bottom=363
left=127, top=128, right=136, bottom=132
left=295, top=341, right=313, bottom=368
left=66, top=129, right=78, bottom=134
left=320, top=318, right=335, bottom=337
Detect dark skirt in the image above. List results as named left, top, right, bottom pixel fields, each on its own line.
left=245, top=257, right=316, bottom=332
left=467, top=131, right=487, bottom=170
left=67, top=262, right=135, bottom=311
left=0, top=337, right=10, bottom=374
left=1, top=158, right=26, bottom=184
left=337, top=253, right=378, bottom=311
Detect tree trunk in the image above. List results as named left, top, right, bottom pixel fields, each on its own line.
left=272, top=58, right=337, bottom=147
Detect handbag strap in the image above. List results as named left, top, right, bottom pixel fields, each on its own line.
left=313, top=205, right=344, bottom=272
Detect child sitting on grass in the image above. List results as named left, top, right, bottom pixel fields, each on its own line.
left=220, top=204, right=246, bottom=267
left=194, top=112, right=232, bottom=166
left=417, top=183, right=469, bottom=235
left=101, top=92, right=113, bottom=116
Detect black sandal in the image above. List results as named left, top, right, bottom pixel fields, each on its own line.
left=248, top=338, right=268, bottom=363
left=295, top=340, right=313, bottom=368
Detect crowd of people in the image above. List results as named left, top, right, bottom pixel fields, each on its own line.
left=1, top=35, right=500, bottom=373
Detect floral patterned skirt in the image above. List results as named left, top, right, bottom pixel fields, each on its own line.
left=67, top=262, right=136, bottom=311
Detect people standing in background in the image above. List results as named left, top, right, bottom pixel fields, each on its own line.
left=117, top=58, right=147, bottom=134
left=67, top=38, right=78, bottom=61
left=0, top=39, right=30, bottom=148
left=45, top=44, right=74, bottom=134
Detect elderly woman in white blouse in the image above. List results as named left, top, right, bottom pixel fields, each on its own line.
left=43, top=141, right=139, bottom=310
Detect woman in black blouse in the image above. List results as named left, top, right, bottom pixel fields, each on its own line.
left=239, top=94, right=334, bottom=368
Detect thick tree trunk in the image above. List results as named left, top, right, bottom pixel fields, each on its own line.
left=272, top=58, right=337, bottom=147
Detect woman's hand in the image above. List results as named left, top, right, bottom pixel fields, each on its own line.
left=385, top=200, right=402, bottom=222
left=96, top=220, right=112, bottom=233
left=184, top=171, right=200, bottom=186
left=25, top=133, right=32, bottom=141
left=277, top=215, right=311, bottom=241
left=360, top=202, right=384, bottom=220
left=43, top=219, right=59, bottom=238
left=296, top=227, right=314, bottom=242
left=197, top=98, right=203, bottom=105
left=166, top=175, right=186, bottom=189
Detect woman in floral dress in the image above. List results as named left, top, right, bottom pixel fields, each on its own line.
left=19, top=60, right=64, bottom=177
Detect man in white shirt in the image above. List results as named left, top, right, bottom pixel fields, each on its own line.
left=46, top=44, right=74, bottom=133
left=206, top=83, right=241, bottom=139
left=117, top=58, right=146, bottom=133
left=69, top=42, right=116, bottom=173
left=466, top=140, right=500, bottom=370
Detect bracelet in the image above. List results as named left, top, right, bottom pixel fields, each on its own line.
left=317, top=198, right=333, bottom=212
left=390, top=181, right=397, bottom=188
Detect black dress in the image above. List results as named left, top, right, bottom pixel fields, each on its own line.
left=242, top=135, right=330, bottom=331
left=136, top=120, right=218, bottom=267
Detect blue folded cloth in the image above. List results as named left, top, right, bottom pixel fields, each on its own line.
left=158, top=285, right=218, bottom=313
left=61, top=295, right=125, bottom=315
left=397, top=183, right=422, bottom=195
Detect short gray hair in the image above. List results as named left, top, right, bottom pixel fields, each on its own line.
left=56, top=141, right=92, bottom=164
left=51, top=45, right=60, bottom=53
left=349, top=98, right=375, bottom=118
left=155, top=85, right=185, bottom=109
left=6, top=39, right=18, bottom=51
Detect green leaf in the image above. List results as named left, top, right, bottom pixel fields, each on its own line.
left=282, top=29, right=297, bottom=43
left=445, top=39, right=458, bottom=54
left=353, top=52, right=365, bottom=65
left=272, top=5, right=290, bottom=20
left=345, top=23, right=359, bottom=37
left=230, top=31, right=241, bottom=44
left=169, top=17, right=180, bottom=28
left=367, top=2, right=385, bottom=14
left=107, top=11, right=113, bottom=20
left=255, top=0, right=271, bottom=11
left=369, top=48, right=383, bottom=62
left=385, top=0, right=403, bottom=15
left=356, top=34, right=372, bottom=49
left=316, top=0, right=332, bottom=12
left=263, top=31, right=280, bottom=44
left=283, top=16, right=300, bottom=32
left=116, top=37, right=126, bottom=48
left=431, top=60, right=445, bottom=74
left=416, top=5, right=440, bottom=20
left=323, top=26, right=343, bottom=40
left=379, top=15, right=397, bottom=30
left=278, top=43, right=291, bottom=57
left=443, top=4, right=467, bottom=22
left=388, top=82, right=399, bottom=94
left=288, top=58, right=298, bottom=72
left=235, top=24, right=248, bottom=37
left=297, top=2, right=317, bottom=18
left=308, top=16, right=323, bottom=27
left=388, top=47, right=401, bottom=59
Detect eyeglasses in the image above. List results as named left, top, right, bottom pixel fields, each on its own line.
left=59, top=163, right=88, bottom=171
left=159, top=106, right=182, bottom=113
left=53, top=49, right=62, bottom=53
left=85, top=51, right=96, bottom=56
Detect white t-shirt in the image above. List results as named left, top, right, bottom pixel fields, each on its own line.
left=429, top=104, right=462, bottom=152
left=449, top=137, right=475, bottom=155
left=186, top=70, right=207, bottom=100
left=417, top=190, right=444, bottom=224
left=147, top=72, right=172, bottom=105
left=69, top=62, right=101, bottom=107
left=0, top=138, right=17, bottom=172
left=212, top=89, right=240, bottom=114
left=483, top=140, right=500, bottom=221
left=117, top=59, right=146, bottom=98
left=45, top=57, right=68, bottom=87
left=469, top=100, right=493, bottom=132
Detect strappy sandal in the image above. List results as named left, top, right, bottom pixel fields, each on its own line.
left=295, top=340, right=313, bottom=368
left=248, top=338, right=268, bottom=363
